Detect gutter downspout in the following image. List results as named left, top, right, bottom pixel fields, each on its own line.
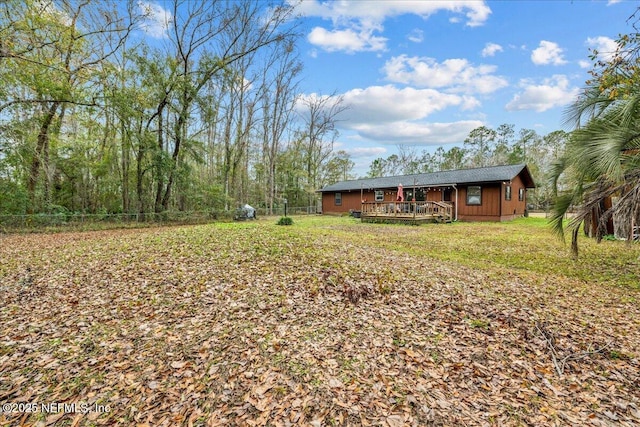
left=453, top=184, right=458, bottom=221
left=499, top=182, right=503, bottom=222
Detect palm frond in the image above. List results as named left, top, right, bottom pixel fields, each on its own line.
left=618, top=91, right=640, bottom=130
left=548, top=156, right=567, bottom=196
left=549, top=193, right=575, bottom=240
left=562, top=85, right=613, bottom=129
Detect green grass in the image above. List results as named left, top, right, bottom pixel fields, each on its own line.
left=292, top=215, right=639, bottom=289
left=220, top=214, right=639, bottom=288
left=2, top=214, right=637, bottom=288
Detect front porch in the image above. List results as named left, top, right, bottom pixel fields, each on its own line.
left=359, top=201, right=454, bottom=224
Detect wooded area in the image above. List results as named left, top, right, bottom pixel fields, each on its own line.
left=0, top=0, right=574, bottom=221
left=2, top=0, right=640, bottom=239
left=0, top=0, right=351, bottom=218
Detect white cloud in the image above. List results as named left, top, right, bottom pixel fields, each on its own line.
left=337, top=85, right=473, bottom=124
left=586, top=36, right=618, bottom=62
left=294, top=0, right=491, bottom=53
left=351, top=120, right=484, bottom=145
left=481, top=42, right=503, bottom=57
left=407, top=29, right=424, bottom=43
left=578, top=60, right=591, bottom=69
left=505, top=75, right=579, bottom=112
left=343, top=146, right=388, bottom=157
left=138, top=1, right=172, bottom=39
left=382, top=55, right=508, bottom=94
left=294, top=1, right=491, bottom=27
left=531, top=40, right=567, bottom=65
left=308, top=26, right=387, bottom=53
left=298, top=85, right=483, bottom=146
left=461, top=96, right=482, bottom=110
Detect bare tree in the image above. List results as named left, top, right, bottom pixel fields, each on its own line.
left=258, top=40, right=301, bottom=214
left=296, top=93, right=348, bottom=206
left=151, top=0, right=297, bottom=211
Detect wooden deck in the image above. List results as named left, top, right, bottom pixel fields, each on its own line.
left=360, top=201, right=454, bottom=224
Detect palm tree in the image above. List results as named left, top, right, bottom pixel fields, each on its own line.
left=551, top=11, right=640, bottom=255
left=550, top=85, right=640, bottom=256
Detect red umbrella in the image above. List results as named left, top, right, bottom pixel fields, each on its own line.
left=397, top=184, right=404, bottom=202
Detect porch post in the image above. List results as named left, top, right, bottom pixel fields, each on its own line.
left=411, top=177, right=418, bottom=219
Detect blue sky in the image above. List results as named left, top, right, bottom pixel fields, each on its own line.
left=138, top=0, right=637, bottom=175
left=291, top=0, right=636, bottom=174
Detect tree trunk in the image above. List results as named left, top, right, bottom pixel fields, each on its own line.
left=154, top=106, right=165, bottom=213
left=161, top=103, right=188, bottom=211
left=121, top=118, right=130, bottom=214
left=136, top=143, right=145, bottom=222
left=136, top=117, right=146, bottom=222
left=27, top=101, right=60, bottom=214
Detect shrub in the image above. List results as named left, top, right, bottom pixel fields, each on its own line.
left=277, top=216, right=293, bottom=226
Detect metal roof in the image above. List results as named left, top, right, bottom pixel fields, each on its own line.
left=319, top=164, right=535, bottom=192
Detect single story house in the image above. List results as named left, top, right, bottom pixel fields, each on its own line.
left=319, top=164, right=535, bottom=222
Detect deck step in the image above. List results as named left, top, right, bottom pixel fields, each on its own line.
left=361, top=214, right=452, bottom=225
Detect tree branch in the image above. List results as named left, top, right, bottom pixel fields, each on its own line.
left=535, top=321, right=615, bottom=376
left=0, top=98, right=99, bottom=114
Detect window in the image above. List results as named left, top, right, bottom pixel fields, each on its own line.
left=505, top=185, right=512, bottom=201
left=518, top=188, right=525, bottom=201
left=375, top=190, right=384, bottom=202
left=335, top=193, right=342, bottom=206
left=467, top=186, right=481, bottom=205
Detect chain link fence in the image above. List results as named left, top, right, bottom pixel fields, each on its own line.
left=0, top=206, right=320, bottom=231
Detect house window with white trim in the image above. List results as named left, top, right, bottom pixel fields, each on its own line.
left=518, top=188, right=525, bottom=201
left=467, top=186, right=481, bottom=205
left=335, top=193, right=342, bottom=206
left=505, top=185, right=512, bottom=201
left=375, top=190, right=384, bottom=202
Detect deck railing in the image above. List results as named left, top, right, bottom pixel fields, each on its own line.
left=361, top=201, right=453, bottom=221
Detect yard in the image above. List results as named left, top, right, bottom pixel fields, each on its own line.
left=0, top=216, right=639, bottom=426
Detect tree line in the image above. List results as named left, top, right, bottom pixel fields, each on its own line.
left=0, top=0, right=348, bottom=217
left=2, top=0, right=637, bottom=237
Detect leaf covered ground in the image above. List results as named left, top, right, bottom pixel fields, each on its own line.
left=1, top=216, right=639, bottom=426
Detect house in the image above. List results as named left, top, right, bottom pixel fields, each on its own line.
left=318, top=164, right=535, bottom=222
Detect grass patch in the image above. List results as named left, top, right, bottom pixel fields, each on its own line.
left=314, top=216, right=639, bottom=289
